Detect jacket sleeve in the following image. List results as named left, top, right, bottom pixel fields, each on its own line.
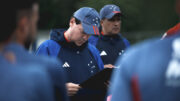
left=36, top=40, right=61, bottom=58
left=123, top=38, right=130, bottom=48
left=88, top=43, right=104, bottom=70
left=88, top=35, right=99, bottom=46
left=110, top=53, right=133, bottom=101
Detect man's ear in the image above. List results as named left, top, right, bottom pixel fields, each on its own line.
left=69, top=17, right=76, bottom=27
left=100, top=20, right=104, bottom=26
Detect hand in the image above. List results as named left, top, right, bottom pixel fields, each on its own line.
left=104, top=64, right=114, bottom=68
left=66, top=82, right=81, bottom=96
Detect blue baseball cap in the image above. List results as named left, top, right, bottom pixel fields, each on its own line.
left=100, top=4, right=122, bottom=20
left=73, top=7, right=100, bottom=35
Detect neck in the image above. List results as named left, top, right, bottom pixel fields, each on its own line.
left=102, top=29, right=108, bottom=35
left=10, top=31, right=25, bottom=48
left=64, top=28, right=72, bottom=42
left=102, top=31, right=114, bottom=36
left=102, top=29, right=119, bottom=36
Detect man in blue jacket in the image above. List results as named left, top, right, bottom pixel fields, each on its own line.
left=1, top=0, right=68, bottom=101
left=109, top=1, right=180, bottom=101
left=108, top=1, right=180, bottom=101
left=0, top=1, right=54, bottom=100
left=89, top=4, right=130, bottom=68
left=109, top=2, right=180, bottom=98
left=109, top=33, right=180, bottom=101
left=36, top=7, right=104, bottom=101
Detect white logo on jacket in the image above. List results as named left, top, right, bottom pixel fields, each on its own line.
left=119, top=50, right=124, bottom=56
left=166, top=38, right=180, bottom=87
left=100, top=51, right=107, bottom=56
left=62, top=62, right=70, bottom=68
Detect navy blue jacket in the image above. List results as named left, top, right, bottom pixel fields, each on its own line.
left=36, top=29, right=104, bottom=83
left=0, top=55, right=54, bottom=101
left=109, top=33, right=180, bottom=101
left=4, top=43, right=68, bottom=101
left=88, top=34, right=130, bottom=65
left=36, top=29, right=105, bottom=101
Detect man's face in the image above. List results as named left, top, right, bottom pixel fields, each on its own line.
left=25, top=3, right=39, bottom=49
left=101, top=14, right=121, bottom=35
left=70, top=20, right=90, bottom=46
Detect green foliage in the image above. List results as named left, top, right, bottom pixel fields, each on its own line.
left=39, top=0, right=77, bottom=29
left=38, top=0, right=179, bottom=33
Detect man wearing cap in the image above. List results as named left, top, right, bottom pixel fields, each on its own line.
left=36, top=7, right=104, bottom=101
left=89, top=4, right=130, bottom=68
left=109, top=1, right=180, bottom=101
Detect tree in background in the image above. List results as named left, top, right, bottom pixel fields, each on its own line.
left=37, top=0, right=179, bottom=43
left=76, top=0, right=178, bottom=32
left=39, top=0, right=77, bottom=29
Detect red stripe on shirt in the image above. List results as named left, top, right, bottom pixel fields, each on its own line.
left=131, top=75, right=141, bottom=101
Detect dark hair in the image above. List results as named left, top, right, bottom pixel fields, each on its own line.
left=70, top=16, right=81, bottom=25
left=74, top=17, right=81, bottom=25
left=0, top=0, right=38, bottom=43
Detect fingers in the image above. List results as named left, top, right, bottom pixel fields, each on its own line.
left=104, top=64, right=115, bottom=68
left=66, top=82, right=81, bottom=96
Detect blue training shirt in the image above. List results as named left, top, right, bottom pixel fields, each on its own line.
left=4, top=43, right=68, bottom=101
left=110, top=33, right=180, bottom=101
left=0, top=55, right=54, bottom=101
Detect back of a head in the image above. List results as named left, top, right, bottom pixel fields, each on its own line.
left=0, top=0, right=38, bottom=43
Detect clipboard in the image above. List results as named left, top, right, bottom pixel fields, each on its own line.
left=80, top=68, right=113, bottom=90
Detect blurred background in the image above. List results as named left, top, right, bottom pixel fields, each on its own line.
left=35, top=0, right=179, bottom=48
